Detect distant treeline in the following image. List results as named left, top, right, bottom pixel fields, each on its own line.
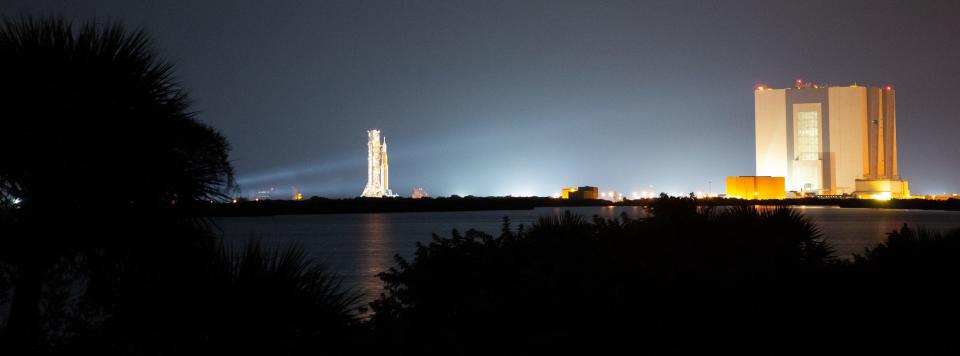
left=200, top=196, right=960, bottom=217
left=198, top=196, right=614, bottom=216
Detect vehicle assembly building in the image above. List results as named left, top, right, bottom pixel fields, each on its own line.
left=361, top=129, right=394, bottom=198
left=754, top=81, right=909, bottom=198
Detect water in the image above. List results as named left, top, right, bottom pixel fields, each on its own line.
left=213, top=206, right=960, bottom=303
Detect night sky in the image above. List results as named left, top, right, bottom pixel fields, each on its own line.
left=5, top=0, right=959, bottom=197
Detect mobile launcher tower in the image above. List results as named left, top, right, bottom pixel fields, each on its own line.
left=361, top=129, right=395, bottom=197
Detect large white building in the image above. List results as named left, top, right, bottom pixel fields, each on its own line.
left=361, top=129, right=394, bottom=198
left=755, top=81, right=908, bottom=198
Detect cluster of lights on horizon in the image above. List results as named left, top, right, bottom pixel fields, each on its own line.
left=551, top=190, right=722, bottom=201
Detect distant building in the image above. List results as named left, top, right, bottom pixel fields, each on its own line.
left=361, top=130, right=394, bottom=197
left=726, top=176, right=785, bottom=200
left=755, top=81, right=909, bottom=197
left=563, top=186, right=599, bottom=200
left=411, top=187, right=429, bottom=199
left=853, top=179, right=909, bottom=200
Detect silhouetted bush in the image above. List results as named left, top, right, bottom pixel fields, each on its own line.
left=66, top=237, right=365, bottom=355
left=368, top=206, right=840, bottom=355
left=856, top=224, right=960, bottom=276
left=366, top=203, right=960, bottom=355
left=839, top=225, right=960, bottom=355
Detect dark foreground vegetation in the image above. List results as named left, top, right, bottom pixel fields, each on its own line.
left=367, top=200, right=960, bottom=355
left=0, top=18, right=362, bottom=355
left=3, top=16, right=960, bottom=356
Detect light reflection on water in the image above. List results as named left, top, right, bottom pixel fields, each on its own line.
left=214, top=206, right=960, bottom=305
left=358, top=214, right=390, bottom=300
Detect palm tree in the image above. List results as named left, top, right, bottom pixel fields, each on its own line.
left=77, top=240, right=364, bottom=355
left=0, top=17, right=233, bottom=351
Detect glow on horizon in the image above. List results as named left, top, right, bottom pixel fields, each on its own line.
left=236, top=157, right=361, bottom=186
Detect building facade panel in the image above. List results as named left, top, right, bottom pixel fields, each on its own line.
left=726, top=176, right=785, bottom=200
left=755, top=89, right=788, bottom=180
left=866, top=88, right=881, bottom=178
left=791, top=102, right=824, bottom=192
left=884, top=89, right=897, bottom=178
left=827, top=86, right=867, bottom=195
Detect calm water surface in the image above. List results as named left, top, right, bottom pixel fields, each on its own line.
left=214, top=206, right=960, bottom=303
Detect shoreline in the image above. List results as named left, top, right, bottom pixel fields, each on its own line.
left=199, top=196, right=960, bottom=217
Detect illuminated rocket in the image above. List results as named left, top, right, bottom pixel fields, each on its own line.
left=361, top=129, right=393, bottom=197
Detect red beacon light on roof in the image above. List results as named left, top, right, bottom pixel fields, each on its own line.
left=885, top=86, right=892, bottom=90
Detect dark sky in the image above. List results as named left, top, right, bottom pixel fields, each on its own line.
left=5, top=0, right=960, bottom=197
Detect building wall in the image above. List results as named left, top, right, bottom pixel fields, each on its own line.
left=854, top=179, right=910, bottom=199
left=726, top=176, right=750, bottom=198
left=886, top=89, right=900, bottom=179
left=827, top=86, right=867, bottom=195
left=568, top=186, right=599, bottom=200
left=755, top=89, right=788, bottom=180
left=884, top=88, right=898, bottom=178
left=755, top=176, right=786, bottom=199
left=578, top=186, right=599, bottom=200
left=864, top=87, right=899, bottom=179
left=791, top=102, right=824, bottom=192
left=726, top=176, right=785, bottom=200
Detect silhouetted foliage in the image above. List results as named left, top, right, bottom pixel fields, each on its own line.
left=69, top=238, right=365, bottom=355
left=0, top=16, right=235, bottom=353
left=0, top=17, right=372, bottom=356
left=839, top=225, right=960, bottom=355
left=365, top=203, right=960, bottom=355
left=0, top=17, right=234, bottom=217
left=368, top=206, right=839, bottom=355
left=856, top=224, right=960, bottom=275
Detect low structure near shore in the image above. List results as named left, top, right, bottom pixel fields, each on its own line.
left=726, top=176, right=785, bottom=200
